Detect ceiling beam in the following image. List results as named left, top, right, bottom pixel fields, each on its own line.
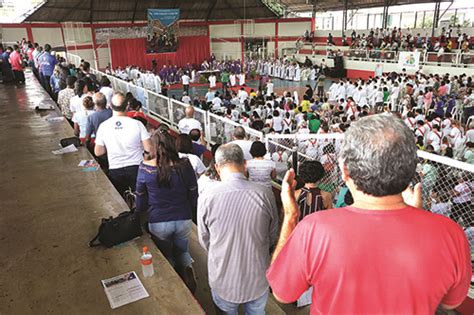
left=57, top=0, right=87, bottom=22
left=222, top=0, right=243, bottom=19
left=89, top=0, right=93, bottom=23
left=131, top=0, right=140, bottom=23
left=206, top=0, right=218, bottom=20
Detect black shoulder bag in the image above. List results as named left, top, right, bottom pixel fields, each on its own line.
left=89, top=209, right=142, bottom=248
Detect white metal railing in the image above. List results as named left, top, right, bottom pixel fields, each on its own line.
left=315, top=48, right=474, bottom=67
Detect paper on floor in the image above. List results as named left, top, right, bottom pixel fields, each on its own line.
left=52, top=144, right=78, bottom=155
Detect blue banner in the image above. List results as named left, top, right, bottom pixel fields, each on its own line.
left=146, top=9, right=180, bottom=54
left=148, top=9, right=180, bottom=27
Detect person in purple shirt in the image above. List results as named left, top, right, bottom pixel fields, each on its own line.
left=434, top=96, right=445, bottom=117
left=159, top=65, right=168, bottom=83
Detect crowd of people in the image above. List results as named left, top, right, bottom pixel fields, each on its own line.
left=3, top=35, right=473, bottom=314
left=344, top=26, right=472, bottom=53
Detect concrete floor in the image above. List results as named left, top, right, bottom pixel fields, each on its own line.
left=0, top=71, right=203, bottom=314
left=188, top=225, right=311, bottom=315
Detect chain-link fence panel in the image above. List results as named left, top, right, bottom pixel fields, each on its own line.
left=170, top=99, right=187, bottom=130
left=208, top=113, right=263, bottom=145
left=266, top=134, right=344, bottom=196
left=147, top=91, right=171, bottom=124
left=416, top=151, right=473, bottom=230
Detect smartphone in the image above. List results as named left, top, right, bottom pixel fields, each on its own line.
left=292, top=147, right=298, bottom=175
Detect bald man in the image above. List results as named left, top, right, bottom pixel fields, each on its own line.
left=94, top=92, right=151, bottom=197
left=178, top=105, right=202, bottom=135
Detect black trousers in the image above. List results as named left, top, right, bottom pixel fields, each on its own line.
left=42, top=75, right=52, bottom=95
left=13, top=70, right=25, bottom=84
left=183, top=84, right=189, bottom=94
left=108, top=165, right=139, bottom=198
left=317, top=86, right=324, bottom=98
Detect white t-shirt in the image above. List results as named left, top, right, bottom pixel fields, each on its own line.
left=179, top=153, right=206, bottom=176
left=453, top=182, right=472, bottom=204
left=212, top=97, right=222, bottom=110
left=69, top=95, right=83, bottom=114
left=182, top=95, right=191, bottom=104
left=178, top=117, right=202, bottom=135
left=197, top=174, right=217, bottom=195
left=466, top=129, right=474, bottom=143
left=246, top=159, right=276, bottom=188
left=95, top=116, right=150, bottom=169
left=272, top=116, right=283, bottom=132
left=182, top=75, right=190, bottom=85
left=266, top=83, right=274, bottom=96
left=99, top=86, right=114, bottom=107
left=431, top=202, right=451, bottom=217
left=230, top=139, right=253, bottom=160
left=72, top=109, right=95, bottom=138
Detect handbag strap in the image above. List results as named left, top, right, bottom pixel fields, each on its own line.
left=89, top=222, right=105, bottom=247
left=89, top=225, right=102, bottom=247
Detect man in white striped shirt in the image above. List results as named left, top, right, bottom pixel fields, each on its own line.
left=197, top=143, right=279, bottom=314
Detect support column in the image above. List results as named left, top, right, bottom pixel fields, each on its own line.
left=91, top=25, right=100, bottom=70
left=432, top=0, right=441, bottom=37
left=59, top=23, right=67, bottom=56
left=274, top=20, right=279, bottom=59
left=342, top=0, right=348, bottom=36
left=240, top=22, right=245, bottom=62
left=25, top=23, right=34, bottom=43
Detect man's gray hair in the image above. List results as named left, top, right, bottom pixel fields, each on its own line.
left=93, top=92, right=107, bottom=109
left=233, top=127, right=246, bottom=140
left=340, top=114, right=417, bottom=197
left=215, top=143, right=245, bottom=167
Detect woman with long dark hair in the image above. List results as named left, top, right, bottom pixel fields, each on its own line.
left=135, top=128, right=198, bottom=291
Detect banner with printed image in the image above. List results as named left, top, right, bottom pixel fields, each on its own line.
left=397, top=51, right=420, bottom=70
left=146, top=9, right=180, bottom=54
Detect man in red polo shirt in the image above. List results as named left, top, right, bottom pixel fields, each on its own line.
left=267, top=114, right=471, bottom=314
left=9, top=44, right=25, bottom=85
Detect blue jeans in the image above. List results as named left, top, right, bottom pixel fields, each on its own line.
left=212, top=289, right=269, bottom=315
left=148, top=220, right=194, bottom=269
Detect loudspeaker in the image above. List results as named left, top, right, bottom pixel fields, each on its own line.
left=331, top=56, right=346, bottom=78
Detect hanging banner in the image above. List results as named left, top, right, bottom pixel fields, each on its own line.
left=397, top=51, right=420, bottom=71
left=146, top=9, right=180, bottom=54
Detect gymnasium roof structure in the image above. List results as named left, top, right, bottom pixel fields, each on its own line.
left=279, top=0, right=450, bottom=12
left=24, top=0, right=280, bottom=22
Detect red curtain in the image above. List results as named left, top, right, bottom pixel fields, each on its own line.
left=109, top=36, right=210, bottom=70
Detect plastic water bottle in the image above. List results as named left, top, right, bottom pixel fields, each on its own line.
left=141, top=246, right=154, bottom=278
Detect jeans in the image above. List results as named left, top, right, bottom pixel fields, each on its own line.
left=212, top=289, right=269, bottom=315
left=148, top=220, right=194, bottom=269
left=108, top=165, right=139, bottom=197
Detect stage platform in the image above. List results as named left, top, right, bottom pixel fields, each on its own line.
left=0, top=71, right=204, bottom=314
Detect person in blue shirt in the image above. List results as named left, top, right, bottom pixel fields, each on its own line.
left=1, top=46, right=14, bottom=83
left=39, top=44, right=57, bottom=94
left=135, top=127, right=198, bottom=292
left=49, top=66, right=61, bottom=99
